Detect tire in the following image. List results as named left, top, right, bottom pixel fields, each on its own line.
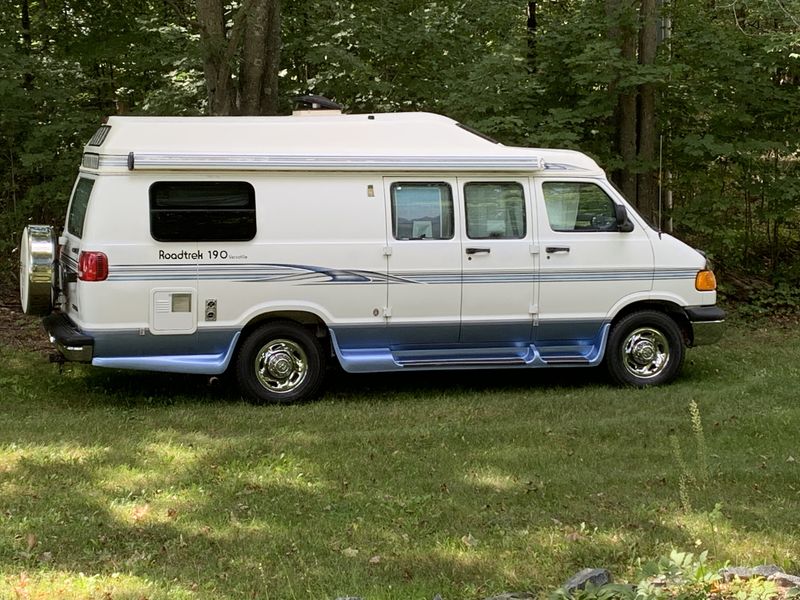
left=606, top=310, right=685, bottom=387
left=19, top=225, right=56, bottom=316
left=235, top=321, right=326, bottom=404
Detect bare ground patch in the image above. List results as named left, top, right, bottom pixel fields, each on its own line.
left=0, top=281, right=52, bottom=355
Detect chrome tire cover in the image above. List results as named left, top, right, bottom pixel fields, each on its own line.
left=19, top=225, right=56, bottom=315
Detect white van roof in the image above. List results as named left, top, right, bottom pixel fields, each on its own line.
left=81, top=112, right=603, bottom=175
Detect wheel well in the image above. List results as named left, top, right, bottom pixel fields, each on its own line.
left=239, top=311, right=331, bottom=354
left=611, top=301, right=691, bottom=345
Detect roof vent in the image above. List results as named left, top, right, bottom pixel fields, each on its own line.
left=292, top=95, right=343, bottom=116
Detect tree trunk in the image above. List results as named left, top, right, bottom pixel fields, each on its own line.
left=198, top=0, right=281, bottom=115
left=527, top=1, right=537, bottom=73
left=606, top=0, right=639, bottom=203
left=637, top=0, right=658, bottom=223
left=21, top=0, right=33, bottom=89
left=260, top=0, right=281, bottom=114
left=240, top=0, right=269, bottom=114
left=197, top=0, right=235, bottom=115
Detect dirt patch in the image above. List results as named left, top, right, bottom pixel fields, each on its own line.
left=0, top=280, right=53, bottom=355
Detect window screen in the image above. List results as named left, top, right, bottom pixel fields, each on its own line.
left=67, top=177, right=95, bottom=238
left=464, top=182, right=525, bottom=239
left=391, top=183, right=454, bottom=240
left=149, top=181, right=256, bottom=242
left=542, top=182, right=619, bottom=232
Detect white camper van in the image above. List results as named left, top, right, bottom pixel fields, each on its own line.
left=19, top=108, right=724, bottom=403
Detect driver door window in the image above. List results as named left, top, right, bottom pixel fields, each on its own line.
left=542, top=182, right=618, bottom=232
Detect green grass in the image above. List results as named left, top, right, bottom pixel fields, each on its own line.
left=1, top=320, right=799, bottom=599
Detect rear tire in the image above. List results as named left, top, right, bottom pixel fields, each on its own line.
left=606, top=310, right=685, bottom=387
left=235, top=321, right=326, bottom=404
left=19, top=225, right=56, bottom=316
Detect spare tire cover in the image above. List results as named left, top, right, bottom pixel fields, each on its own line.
left=19, top=225, right=56, bottom=315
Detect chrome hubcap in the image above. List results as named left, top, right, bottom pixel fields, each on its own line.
left=622, top=327, right=670, bottom=379
left=254, top=339, right=308, bottom=393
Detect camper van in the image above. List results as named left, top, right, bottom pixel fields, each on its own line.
left=19, top=107, right=724, bottom=403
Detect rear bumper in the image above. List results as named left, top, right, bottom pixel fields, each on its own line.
left=685, top=306, right=726, bottom=346
left=42, top=312, right=94, bottom=362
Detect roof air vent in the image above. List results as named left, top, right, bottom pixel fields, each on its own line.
left=292, top=95, right=343, bottom=116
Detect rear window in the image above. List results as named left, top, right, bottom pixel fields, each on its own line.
left=149, top=181, right=256, bottom=242
left=67, top=177, right=95, bottom=238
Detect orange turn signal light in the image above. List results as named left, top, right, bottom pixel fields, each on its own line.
left=695, top=269, right=717, bottom=291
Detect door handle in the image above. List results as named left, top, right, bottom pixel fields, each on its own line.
left=465, top=247, right=491, bottom=255
left=545, top=246, right=570, bottom=254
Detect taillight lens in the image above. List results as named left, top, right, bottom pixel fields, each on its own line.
left=78, top=251, right=108, bottom=282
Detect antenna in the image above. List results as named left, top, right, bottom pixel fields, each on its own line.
left=658, top=134, right=663, bottom=239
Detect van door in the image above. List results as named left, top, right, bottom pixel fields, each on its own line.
left=384, top=178, right=461, bottom=346
left=534, top=178, right=654, bottom=359
left=61, top=175, right=96, bottom=317
left=458, top=178, right=536, bottom=344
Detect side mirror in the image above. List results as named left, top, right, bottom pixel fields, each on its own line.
left=614, top=204, right=635, bottom=232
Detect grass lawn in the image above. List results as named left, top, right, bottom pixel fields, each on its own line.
left=1, top=318, right=799, bottom=599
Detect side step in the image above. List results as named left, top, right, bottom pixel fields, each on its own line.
left=330, top=325, right=611, bottom=374
left=540, top=355, right=592, bottom=365
left=399, top=356, right=527, bottom=368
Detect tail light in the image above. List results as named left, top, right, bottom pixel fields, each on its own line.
left=78, top=251, right=108, bottom=282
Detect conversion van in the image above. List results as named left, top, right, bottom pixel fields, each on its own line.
left=19, top=108, right=725, bottom=403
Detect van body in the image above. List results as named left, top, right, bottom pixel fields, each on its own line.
left=19, top=111, right=725, bottom=402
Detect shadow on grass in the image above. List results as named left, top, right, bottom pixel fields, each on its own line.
left=1, top=343, right=798, bottom=598
left=40, top=357, right=613, bottom=411
left=0, top=411, right=705, bottom=598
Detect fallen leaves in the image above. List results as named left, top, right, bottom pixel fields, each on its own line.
left=131, top=504, right=151, bottom=523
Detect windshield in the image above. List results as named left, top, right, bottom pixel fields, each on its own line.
left=607, top=180, right=658, bottom=230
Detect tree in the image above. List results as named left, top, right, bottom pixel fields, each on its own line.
left=196, top=0, right=281, bottom=115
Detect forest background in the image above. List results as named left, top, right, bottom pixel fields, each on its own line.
left=1, top=0, right=798, bottom=313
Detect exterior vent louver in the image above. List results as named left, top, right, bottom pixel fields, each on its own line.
left=88, top=125, right=111, bottom=147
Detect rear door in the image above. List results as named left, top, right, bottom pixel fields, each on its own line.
left=384, top=178, right=462, bottom=346
left=61, top=175, right=96, bottom=317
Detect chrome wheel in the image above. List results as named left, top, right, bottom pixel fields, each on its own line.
left=237, top=321, right=326, bottom=404
left=254, top=338, right=308, bottom=393
left=621, top=327, right=670, bottom=379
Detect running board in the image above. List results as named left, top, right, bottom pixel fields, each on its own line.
left=329, top=325, right=611, bottom=374
left=399, top=356, right=528, bottom=368
left=540, top=355, right=592, bottom=365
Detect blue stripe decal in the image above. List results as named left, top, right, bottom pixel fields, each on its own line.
left=62, top=254, right=78, bottom=273
left=104, top=262, right=697, bottom=285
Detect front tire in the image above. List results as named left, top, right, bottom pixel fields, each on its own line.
left=606, top=310, right=685, bottom=387
left=235, top=321, right=326, bottom=404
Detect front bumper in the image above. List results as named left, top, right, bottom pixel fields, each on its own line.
left=42, top=312, right=94, bottom=362
left=685, top=306, right=726, bottom=346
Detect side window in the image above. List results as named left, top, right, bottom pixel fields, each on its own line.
left=149, top=181, right=256, bottom=242
left=67, top=177, right=95, bottom=238
left=464, top=182, right=525, bottom=239
left=542, top=182, right=619, bottom=232
left=391, top=182, right=454, bottom=240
